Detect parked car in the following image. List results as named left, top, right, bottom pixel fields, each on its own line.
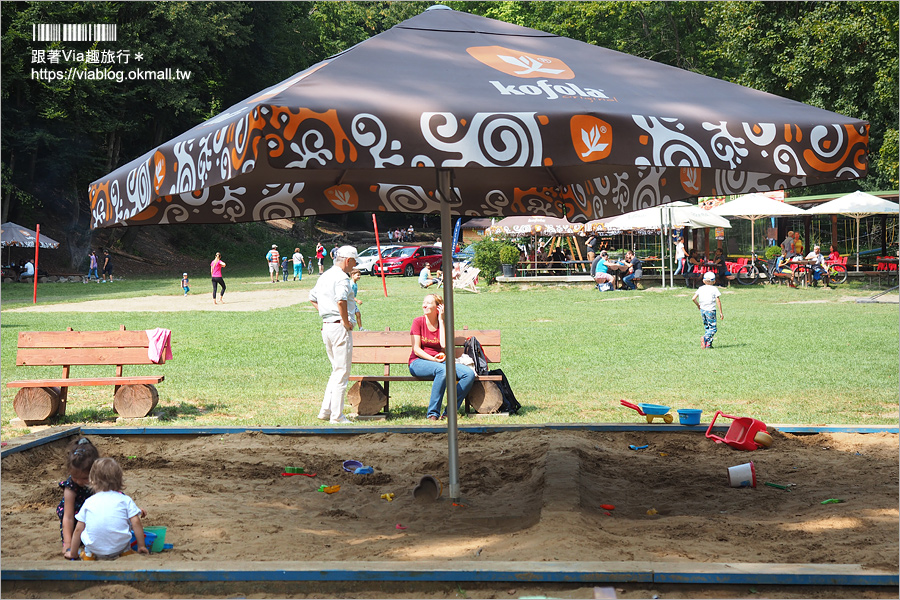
left=373, top=245, right=443, bottom=277
left=452, top=243, right=476, bottom=262
left=356, top=245, right=403, bottom=275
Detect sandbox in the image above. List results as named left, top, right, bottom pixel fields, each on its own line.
left=1, top=424, right=897, bottom=599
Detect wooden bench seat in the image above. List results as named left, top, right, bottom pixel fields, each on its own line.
left=6, top=326, right=169, bottom=424
left=348, top=327, right=503, bottom=417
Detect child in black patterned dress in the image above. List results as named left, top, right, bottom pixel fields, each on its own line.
left=57, top=437, right=99, bottom=558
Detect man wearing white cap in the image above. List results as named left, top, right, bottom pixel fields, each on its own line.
left=266, top=245, right=280, bottom=283
left=309, top=245, right=358, bottom=424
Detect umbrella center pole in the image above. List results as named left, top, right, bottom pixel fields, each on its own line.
left=438, top=169, right=461, bottom=503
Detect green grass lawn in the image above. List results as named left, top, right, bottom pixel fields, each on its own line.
left=2, top=273, right=897, bottom=437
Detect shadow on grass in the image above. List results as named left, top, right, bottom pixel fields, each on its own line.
left=389, top=402, right=526, bottom=420
left=153, top=401, right=226, bottom=422
left=57, top=406, right=118, bottom=425
left=50, top=401, right=227, bottom=425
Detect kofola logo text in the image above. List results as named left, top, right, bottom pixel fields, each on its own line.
left=467, top=45, right=608, bottom=101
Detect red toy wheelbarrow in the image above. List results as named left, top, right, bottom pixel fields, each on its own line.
left=705, top=411, right=773, bottom=451
left=620, top=400, right=673, bottom=424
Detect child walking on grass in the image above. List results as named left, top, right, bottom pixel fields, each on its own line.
left=65, top=457, right=148, bottom=561
left=692, top=271, right=724, bottom=348
left=58, top=437, right=99, bottom=557
left=349, top=267, right=363, bottom=330
left=181, top=273, right=190, bottom=296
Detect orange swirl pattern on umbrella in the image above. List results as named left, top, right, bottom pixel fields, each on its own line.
left=89, top=8, right=868, bottom=229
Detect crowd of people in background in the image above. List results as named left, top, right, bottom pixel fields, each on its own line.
left=387, top=225, right=415, bottom=243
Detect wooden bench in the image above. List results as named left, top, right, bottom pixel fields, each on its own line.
left=6, top=326, right=168, bottom=424
left=348, top=327, right=504, bottom=418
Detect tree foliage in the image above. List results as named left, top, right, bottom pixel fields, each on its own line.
left=1, top=1, right=896, bottom=266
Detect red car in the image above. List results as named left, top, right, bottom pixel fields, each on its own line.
left=373, top=245, right=443, bottom=277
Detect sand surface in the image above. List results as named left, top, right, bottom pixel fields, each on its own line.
left=1, top=427, right=897, bottom=598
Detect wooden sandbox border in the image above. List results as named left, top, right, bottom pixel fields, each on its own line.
left=2, top=423, right=897, bottom=588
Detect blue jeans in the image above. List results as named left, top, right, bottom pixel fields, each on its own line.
left=409, top=359, right=476, bottom=418
left=623, top=270, right=641, bottom=289
left=701, top=309, right=717, bottom=346
left=88, top=267, right=98, bottom=280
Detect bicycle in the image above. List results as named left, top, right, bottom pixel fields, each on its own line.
left=825, top=261, right=848, bottom=285
left=735, top=252, right=769, bottom=285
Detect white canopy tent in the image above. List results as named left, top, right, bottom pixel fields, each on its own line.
left=596, top=202, right=731, bottom=288
left=806, top=191, right=899, bottom=271
left=710, top=193, right=810, bottom=255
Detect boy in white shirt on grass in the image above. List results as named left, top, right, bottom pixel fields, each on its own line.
left=692, top=271, right=725, bottom=349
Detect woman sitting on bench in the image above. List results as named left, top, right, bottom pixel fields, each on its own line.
left=408, top=294, right=476, bottom=421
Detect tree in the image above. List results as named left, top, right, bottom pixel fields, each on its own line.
left=707, top=1, right=899, bottom=190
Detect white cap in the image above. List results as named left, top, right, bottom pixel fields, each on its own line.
left=183, top=272, right=188, bottom=277
left=272, top=244, right=277, bottom=248
left=335, top=245, right=358, bottom=260
left=703, top=272, right=716, bottom=281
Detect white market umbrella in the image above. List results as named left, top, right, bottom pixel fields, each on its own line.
left=710, top=193, right=808, bottom=256
left=606, top=201, right=731, bottom=231
left=602, top=202, right=730, bottom=288
left=806, top=191, right=899, bottom=271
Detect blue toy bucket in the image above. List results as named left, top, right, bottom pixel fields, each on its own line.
left=677, top=409, right=702, bottom=426
left=130, top=530, right=156, bottom=552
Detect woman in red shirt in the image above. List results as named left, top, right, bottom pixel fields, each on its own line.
left=408, top=294, right=476, bottom=420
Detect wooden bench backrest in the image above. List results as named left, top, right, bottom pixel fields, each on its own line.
left=352, top=328, right=500, bottom=364
left=16, top=328, right=154, bottom=367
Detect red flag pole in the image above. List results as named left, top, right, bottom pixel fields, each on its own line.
left=33, top=224, right=40, bottom=304
left=372, top=214, right=388, bottom=297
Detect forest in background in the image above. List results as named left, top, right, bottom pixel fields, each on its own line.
left=2, top=1, right=897, bottom=270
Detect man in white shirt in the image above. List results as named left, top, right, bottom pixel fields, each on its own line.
left=18, top=260, right=35, bottom=282
left=805, top=245, right=829, bottom=287
left=309, top=246, right=358, bottom=424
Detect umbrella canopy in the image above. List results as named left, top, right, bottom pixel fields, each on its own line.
left=486, top=215, right=582, bottom=237
left=89, top=7, right=867, bottom=230
left=1, top=222, right=60, bottom=248
left=806, top=190, right=899, bottom=219
left=710, top=192, right=809, bottom=254
left=807, top=191, right=899, bottom=270
left=88, top=5, right=870, bottom=501
left=710, top=193, right=810, bottom=221
left=604, top=201, right=731, bottom=231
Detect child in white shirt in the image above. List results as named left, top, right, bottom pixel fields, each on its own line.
left=65, top=458, right=148, bottom=560
left=692, top=271, right=725, bottom=349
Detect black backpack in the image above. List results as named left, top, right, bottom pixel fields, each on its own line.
left=462, top=336, right=489, bottom=375
left=488, top=368, right=521, bottom=415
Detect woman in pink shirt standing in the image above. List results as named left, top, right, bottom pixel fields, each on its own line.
left=210, top=252, right=227, bottom=304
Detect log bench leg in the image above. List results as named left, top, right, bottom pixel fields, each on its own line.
left=347, top=381, right=387, bottom=417
left=113, top=384, right=159, bottom=418
left=12, top=387, right=62, bottom=423
left=466, top=380, right=504, bottom=414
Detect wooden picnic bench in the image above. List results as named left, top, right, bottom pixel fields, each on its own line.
left=6, top=326, right=168, bottom=424
left=348, top=327, right=504, bottom=418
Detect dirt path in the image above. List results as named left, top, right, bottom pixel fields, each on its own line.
left=5, top=284, right=309, bottom=313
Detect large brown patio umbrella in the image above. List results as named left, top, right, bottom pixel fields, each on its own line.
left=90, top=6, right=869, bottom=500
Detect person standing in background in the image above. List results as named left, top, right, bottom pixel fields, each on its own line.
left=101, top=249, right=113, bottom=282
left=292, top=248, right=305, bottom=281
left=266, top=245, right=280, bottom=283
left=210, top=252, right=226, bottom=304
left=86, top=250, right=99, bottom=282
